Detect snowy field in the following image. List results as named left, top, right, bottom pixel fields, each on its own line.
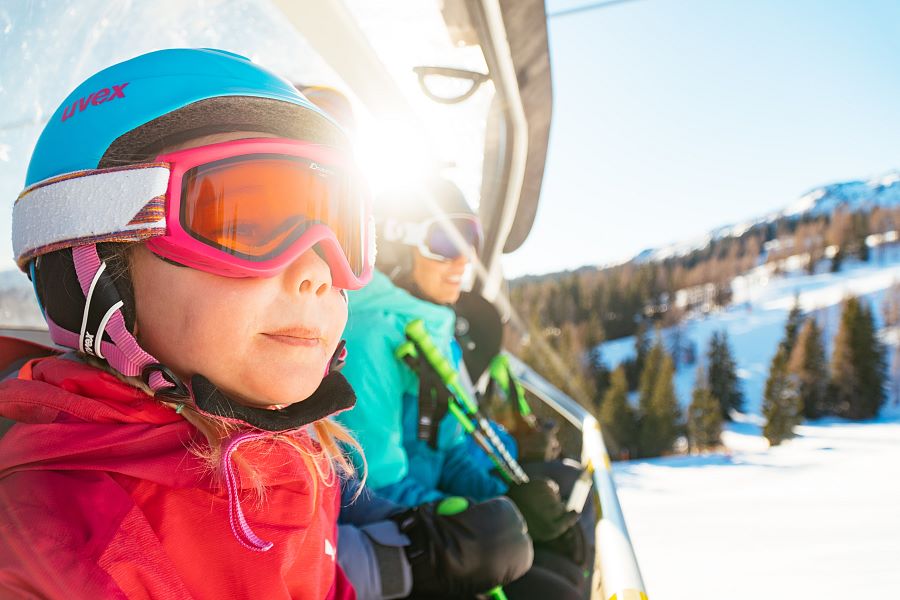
left=598, top=254, right=900, bottom=599
left=616, top=418, right=900, bottom=600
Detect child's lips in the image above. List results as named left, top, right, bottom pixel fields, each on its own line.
left=262, top=326, right=323, bottom=347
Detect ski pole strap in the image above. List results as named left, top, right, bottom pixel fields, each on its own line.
left=396, top=335, right=519, bottom=484
left=402, top=320, right=529, bottom=485
left=404, top=319, right=478, bottom=413
left=397, top=342, right=451, bottom=449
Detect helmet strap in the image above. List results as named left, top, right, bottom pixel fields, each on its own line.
left=70, top=244, right=174, bottom=391
left=189, top=371, right=356, bottom=432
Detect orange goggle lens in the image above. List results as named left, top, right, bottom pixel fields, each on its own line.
left=180, top=154, right=366, bottom=275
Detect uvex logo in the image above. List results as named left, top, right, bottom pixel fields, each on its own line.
left=83, top=332, right=96, bottom=356
left=61, top=82, right=129, bottom=123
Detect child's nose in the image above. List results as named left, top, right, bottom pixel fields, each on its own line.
left=286, top=248, right=333, bottom=296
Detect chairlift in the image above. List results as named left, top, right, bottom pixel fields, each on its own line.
left=0, top=2, right=646, bottom=598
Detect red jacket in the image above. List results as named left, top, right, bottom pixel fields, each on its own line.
left=0, top=348, right=355, bottom=600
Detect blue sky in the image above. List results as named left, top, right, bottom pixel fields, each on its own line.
left=502, top=0, right=900, bottom=276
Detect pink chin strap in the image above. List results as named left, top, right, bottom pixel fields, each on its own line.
left=45, top=244, right=174, bottom=392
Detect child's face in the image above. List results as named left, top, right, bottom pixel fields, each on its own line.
left=130, top=132, right=349, bottom=408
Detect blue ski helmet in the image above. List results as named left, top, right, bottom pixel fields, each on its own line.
left=26, top=48, right=346, bottom=186
left=18, top=48, right=349, bottom=393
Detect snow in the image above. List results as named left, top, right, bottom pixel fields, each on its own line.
left=615, top=418, right=900, bottom=600
left=597, top=251, right=900, bottom=599
left=636, top=168, right=900, bottom=265
left=599, top=247, right=900, bottom=415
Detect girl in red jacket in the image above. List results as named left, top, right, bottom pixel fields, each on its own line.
left=0, top=48, right=534, bottom=600
left=0, top=47, right=373, bottom=599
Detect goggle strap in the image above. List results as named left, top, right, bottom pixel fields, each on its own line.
left=385, top=214, right=476, bottom=246
left=13, top=164, right=170, bottom=268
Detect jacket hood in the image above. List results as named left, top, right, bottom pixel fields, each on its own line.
left=346, top=270, right=456, bottom=342
left=0, top=355, right=204, bottom=487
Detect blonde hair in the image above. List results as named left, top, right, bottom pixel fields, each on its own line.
left=176, top=402, right=366, bottom=502
left=85, top=241, right=367, bottom=501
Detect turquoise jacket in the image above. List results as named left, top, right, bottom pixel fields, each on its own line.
left=337, top=272, right=508, bottom=506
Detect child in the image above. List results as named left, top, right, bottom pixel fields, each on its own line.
left=0, top=49, right=531, bottom=599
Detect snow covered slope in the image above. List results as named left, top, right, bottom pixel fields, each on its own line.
left=636, top=169, right=900, bottom=264
left=599, top=249, right=900, bottom=417
left=786, top=170, right=900, bottom=217
left=616, top=419, right=900, bottom=600
left=597, top=250, right=900, bottom=599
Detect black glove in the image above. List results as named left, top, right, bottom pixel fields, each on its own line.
left=392, top=497, right=533, bottom=599
left=506, top=476, right=580, bottom=542
left=514, top=418, right=562, bottom=462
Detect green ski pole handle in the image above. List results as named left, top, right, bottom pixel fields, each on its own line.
left=435, top=498, right=509, bottom=600
left=396, top=343, right=518, bottom=484
left=405, top=320, right=478, bottom=412
left=405, top=321, right=529, bottom=484
left=489, top=355, right=536, bottom=422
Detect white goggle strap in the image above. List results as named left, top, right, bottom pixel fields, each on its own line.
left=13, top=163, right=171, bottom=268
left=382, top=218, right=429, bottom=247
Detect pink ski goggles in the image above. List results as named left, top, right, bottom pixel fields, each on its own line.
left=145, top=138, right=374, bottom=289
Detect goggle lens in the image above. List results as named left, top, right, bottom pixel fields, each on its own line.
left=180, top=155, right=366, bottom=276
left=425, top=217, right=483, bottom=261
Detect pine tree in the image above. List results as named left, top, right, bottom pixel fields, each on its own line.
left=763, top=347, right=802, bottom=446
left=782, top=298, right=804, bottom=355
left=830, top=297, right=860, bottom=417
left=588, top=350, right=611, bottom=411
left=626, top=321, right=651, bottom=390
left=831, top=296, right=887, bottom=419
left=638, top=351, right=681, bottom=457
left=788, top=318, right=829, bottom=419
left=585, top=316, right=609, bottom=403
left=706, top=330, right=744, bottom=419
left=687, top=367, right=723, bottom=451
left=855, top=301, right=887, bottom=418
left=638, top=340, right=664, bottom=409
left=598, top=366, right=638, bottom=459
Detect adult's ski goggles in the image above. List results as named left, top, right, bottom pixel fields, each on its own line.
left=385, top=214, right=483, bottom=262
left=13, top=138, right=375, bottom=289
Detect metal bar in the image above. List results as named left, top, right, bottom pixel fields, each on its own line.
left=270, top=0, right=421, bottom=121
left=466, top=0, right=530, bottom=301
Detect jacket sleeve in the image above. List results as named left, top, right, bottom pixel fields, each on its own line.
left=438, top=439, right=509, bottom=501
left=337, top=479, right=413, bottom=600
left=339, top=478, right=403, bottom=523
left=337, top=524, right=412, bottom=600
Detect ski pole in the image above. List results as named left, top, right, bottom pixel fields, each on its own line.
left=403, top=320, right=529, bottom=485
left=489, top=354, right=538, bottom=428
left=396, top=342, right=520, bottom=484
left=436, top=497, right=508, bottom=600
